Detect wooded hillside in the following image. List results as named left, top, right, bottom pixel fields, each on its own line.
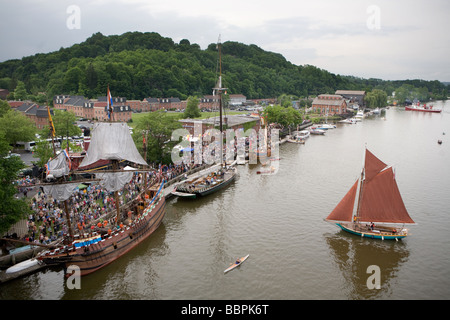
left=0, top=31, right=447, bottom=102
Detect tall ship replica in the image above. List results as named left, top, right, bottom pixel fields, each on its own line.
left=325, top=148, right=415, bottom=240
left=36, top=120, right=166, bottom=276
left=171, top=37, right=236, bottom=199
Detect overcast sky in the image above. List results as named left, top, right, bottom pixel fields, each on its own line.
left=1, top=0, right=449, bottom=82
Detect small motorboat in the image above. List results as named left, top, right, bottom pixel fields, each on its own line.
left=310, top=127, right=326, bottom=135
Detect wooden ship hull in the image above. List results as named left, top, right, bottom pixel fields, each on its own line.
left=38, top=187, right=166, bottom=277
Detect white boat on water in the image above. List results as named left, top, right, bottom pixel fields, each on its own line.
left=299, top=130, right=310, bottom=138
left=339, top=118, right=356, bottom=124
left=317, top=123, right=336, bottom=130
left=355, top=110, right=364, bottom=120
left=295, top=130, right=310, bottom=139
left=310, top=127, right=326, bottom=135
left=373, top=107, right=380, bottom=114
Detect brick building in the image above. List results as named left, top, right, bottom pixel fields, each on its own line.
left=54, top=95, right=132, bottom=122
left=312, top=94, right=347, bottom=115
left=11, top=101, right=53, bottom=130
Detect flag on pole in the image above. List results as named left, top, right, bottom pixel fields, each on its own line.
left=47, top=106, right=56, bottom=137
left=63, top=148, right=72, bottom=170
left=107, top=86, right=113, bottom=119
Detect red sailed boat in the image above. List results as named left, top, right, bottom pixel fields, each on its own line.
left=325, top=149, right=415, bottom=240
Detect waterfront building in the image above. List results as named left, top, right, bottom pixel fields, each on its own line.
left=312, top=94, right=347, bottom=115
left=229, top=94, right=247, bottom=107
left=335, top=90, right=366, bottom=107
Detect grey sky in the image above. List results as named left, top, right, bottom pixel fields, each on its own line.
left=0, top=0, right=448, bottom=81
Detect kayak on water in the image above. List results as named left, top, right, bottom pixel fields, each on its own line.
left=224, top=254, right=249, bottom=273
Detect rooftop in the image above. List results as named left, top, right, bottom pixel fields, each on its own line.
left=335, top=90, right=366, bottom=95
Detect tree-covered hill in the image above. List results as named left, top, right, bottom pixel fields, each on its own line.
left=0, top=31, right=447, bottom=102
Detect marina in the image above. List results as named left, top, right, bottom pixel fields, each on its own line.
left=1, top=102, right=450, bottom=300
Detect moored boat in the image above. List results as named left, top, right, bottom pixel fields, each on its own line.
left=309, top=127, right=326, bottom=135
left=354, top=110, right=364, bottom=121
left=325, top=148, right=415, bottom=240
left=317, top=123, right=336, bottom=130
left=36, top=121, right=167, bottom=277
left=287, top=130, right=309, bottom=144
left=171, top=36, right=236, bottom=199
left=172, top=166, right=236, bottom=198
left=339, top=118, right=357, bottom=124
left=405, top=103, right=441, bottom=113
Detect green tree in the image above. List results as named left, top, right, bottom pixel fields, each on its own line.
left=32, top=138, right=55, bottom=167
left=0, top=99, right=10, bottom=117
left=263, top=104, right=303, bottom=129
left=13, top=81, right=28, bottom=101
left=133, top=111, right=182, bottom=164
left=183, top=96, right=201, bottom=118
left=63, top=67, right=83, bottom=93
left=52, top=109, right=82, bottom=141
left=0, top=110, right=36, bottom=147
left=0, top=131, right=32, bottom=235
left=365, top=89, right=387, bottom=108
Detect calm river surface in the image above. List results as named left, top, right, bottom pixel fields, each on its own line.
left=1, top=101, right=450, bottom=300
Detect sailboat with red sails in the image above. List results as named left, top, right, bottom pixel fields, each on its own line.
left=325, top=148, right=415, bottom=240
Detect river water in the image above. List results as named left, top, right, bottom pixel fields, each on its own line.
left=1, top=101, right=450, bottom=301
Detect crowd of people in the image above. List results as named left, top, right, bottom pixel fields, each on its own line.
left=14, top=161, right=203, bottom=245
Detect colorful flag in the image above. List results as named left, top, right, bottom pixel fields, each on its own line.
left=63, top=148, right=72, bottom=170
left=47, top=106, right=56, bottom=137
left=107, top=86, right=113, bottom=119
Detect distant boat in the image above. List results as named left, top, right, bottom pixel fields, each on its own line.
left=354, top=110, right=364, bottom=121
left=373, top=108, right=380, bottom=114
left=325, top=148, right=415, bottom=240
left=405, top=103, right=441, bottom=113
left=339, top=118, right=356, bottom=124
left=317, top=123, right=336, bottom=130
left=310, top=127, right=326, bottom=135
left=298, top=130, right=310, bottom=139
left=224, top=254, right=249, bottom=273
left=287, top=130, right=309, bottom=143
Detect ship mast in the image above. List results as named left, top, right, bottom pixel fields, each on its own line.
left=47, top=104, right=74, bottom=239
left=107, top=87, right=122, bottom=227
left=214, top=35, right=227, bottom=168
